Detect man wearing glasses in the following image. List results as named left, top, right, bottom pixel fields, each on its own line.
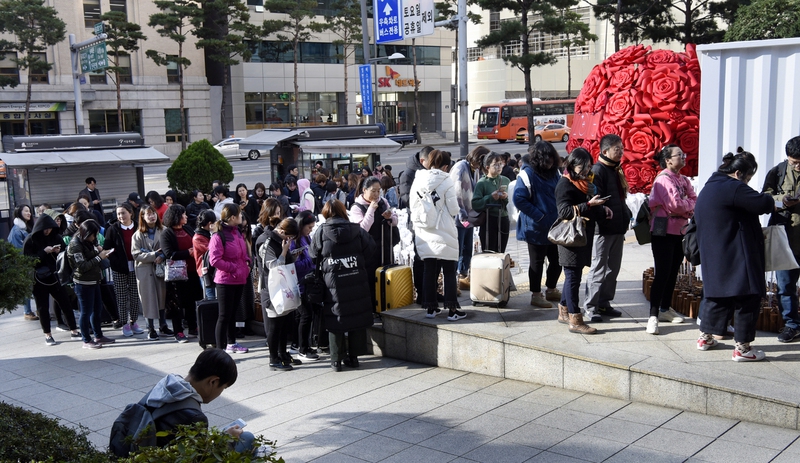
left=584, top=134, right=631, bottom=322
left=762, top=136, right=800, bottom=343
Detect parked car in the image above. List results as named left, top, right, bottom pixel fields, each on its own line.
left=516, top=124, right=570, bottom=144
left=213, top=138, right=260, bottom=160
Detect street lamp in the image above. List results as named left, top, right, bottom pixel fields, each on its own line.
left=365, top=53, right=405, bottom=124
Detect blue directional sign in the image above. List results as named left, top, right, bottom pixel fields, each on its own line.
left=374, top=0, right=403, bottom=44
left=359, top=65, right=373, bottom=116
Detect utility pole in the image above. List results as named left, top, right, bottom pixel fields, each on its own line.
left=360, top=0, right=372, bottom=124
left=457, top=0, right=468, bottom=160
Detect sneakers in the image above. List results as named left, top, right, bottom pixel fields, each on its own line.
left=425, top=307, right=437, bottom=319
left=83, top=341, right=102, bottom=349
left=646, top=316, right=659, bottom=335
left=226, top=343, right=249, bottom=354
left=585, top=308, right=602, bottom=323
left=778, top=326, right=800, bottom=343
left=147, top=330, right=159, bottom=341
left=545, top=288, right=561, bottom=302
left=299, top=349, right=320, bottom=361
left=288, top=344, right=300, bottom=355
left=94, top=336, right=115, bottom=345
left=70, top=332, right=82, bottom=339
left=112, top=320, right=124, bottom=329
left=187, top=328, right=198, bottom=338
left=130, top=322, right=144, bottom=334
left=55, top=324, right=69, bottom=332
left=597, top=305, right=622, bottom=317
left=447, top=309, right=467, bottom=321
left=160, top=325, right=174, bottom=336
left=658, top=308, right=685, bottom=324
left=175, top=332, right=188, bottom=343
left=24, top=313, right=39, bottom=321
left=122, top=324, right=133, bottom=337
left=733, top=343, right=765, bottom=362
left=697, top=333, right=718, bottom=351
left=45, top=335, right=57, bottom=346
left=343, top=356, right=360, bottom=368
left=270, top=362, right=293, bottom=371
left=530, top=293, right=552, bottom=308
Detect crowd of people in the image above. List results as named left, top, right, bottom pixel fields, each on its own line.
left=9, top=135, right=800, bottom=365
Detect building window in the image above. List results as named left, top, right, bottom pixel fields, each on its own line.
left=89, top=109, right=141, bottom=133
left=88, top=69, right=106, bottom=84
left=29, top=53, right=49, bottom=84
left=110, top=54, right=132, bottom=84
left=166, top=56, right=179, bottom=83
left=165, top=109, right=187, bottom=142
left=109, top=0, right=127, bottom=15
left=84, top=0, right=101, bottom=28
left=489, top=11, right=500, bottom=31
left=0, top=53, right=20, bottom=85
left=500, top=7, right=591, bottom=59
left=244, top=92, right=339, bottom=129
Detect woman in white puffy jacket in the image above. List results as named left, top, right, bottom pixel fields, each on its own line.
left=409, top=149, right=465, bottom=321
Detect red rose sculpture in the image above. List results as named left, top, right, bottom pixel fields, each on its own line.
left=567, top=44, right=700, bottom=194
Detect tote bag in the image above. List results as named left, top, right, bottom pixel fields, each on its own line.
left=548, top=205, right=589, bottom=247
left=764, top=225, right=800, bottom=272
left=164, top=259, right=188, bottom=282
left=267, top=262, right=302, bottom=315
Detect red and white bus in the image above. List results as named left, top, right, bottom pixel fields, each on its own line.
left=474, top=99, right=576, bottom=143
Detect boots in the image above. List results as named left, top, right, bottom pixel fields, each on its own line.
left=557, top=304, right=569, bottom=324
left=568, top=312, right=597, bottom=334
left=458, top=274, right=470, bottom=290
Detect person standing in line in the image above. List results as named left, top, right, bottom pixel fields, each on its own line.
left=8, top=204, right=37, bottom=320
left=246, top=182, right=268, bottom=225
left=289, top=211, right=320, bottom=361
left=451, top=145, right=490, bottom=290
left=67, top=220, right=116, bottom=349
left=161, top=204, right=202, bottom=343
left=193, top=210, right=218, bottom=301
left=472, top=152, right=511, bottom=253
left=146, top=191, right=169, bottom=221
left=131, top=205, right=171, bottom=341
left=208, top=203, right=250, bottom=354
left=695, top=149, right=774, bottom=361
left=186, top=190, right=210, bottom=228
left=127, top=192, right=143, bottom=222
left=645, top=145, right=694, bottom=335
left=79, top=177, right=104, bottom=219
left=513, top=141, right=562, bottom=308
left=105, top=203, right=144, bottom=337
left=555, top=148, right=610, bottom=334
left=583, top=134, right=630, bottom=322
left=762, top=136, right=800, bottom=343
left=213, top=185, right=235, bottom=220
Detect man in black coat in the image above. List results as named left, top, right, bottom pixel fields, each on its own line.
left=584, top=134, right=631, bottom=322
left=79, top=177, right=104, bottom=218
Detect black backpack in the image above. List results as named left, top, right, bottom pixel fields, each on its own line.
left=682, top=218, right=700, bottom=266
left=108, top=396, right=201, bottom=457
left=56, top=250, right=72, bottom=285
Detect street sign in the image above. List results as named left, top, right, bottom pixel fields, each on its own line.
left=94, top=22, right=104, bottom=35
left=374, top=0, right=403, bottom=44
left=403, top=0, right=434, bottom=39
left=359, top=65, right=373, bottom=116
left=79, top=42, right=108, bottom=73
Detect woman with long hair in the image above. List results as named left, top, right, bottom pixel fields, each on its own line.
left=472, top=151, right=511, bottom=253
left=451, top=145, right=491, bottom=289
left=105, top=203, right=143, bottom=337
left=131, top=205, right=170, bottom=340
left=310, top=200, right=375, bottom=371
left=246, top=182, right=268, bottom=225
left=146, top=191, right=168, bottom=220
left=9, top=204, right=37, bottom=320
left=193, top=210, right=218, bottom=300
left=289, top=210, right=319, bottom=360
left=160, top=204, right=201, bottom=343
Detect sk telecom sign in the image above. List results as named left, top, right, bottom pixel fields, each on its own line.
left=377, top=66, right=421, bottom=88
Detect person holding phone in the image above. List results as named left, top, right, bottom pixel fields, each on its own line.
left=583, top=134, right=629, bottom=323
left=472, top=151, right=512, bottom=253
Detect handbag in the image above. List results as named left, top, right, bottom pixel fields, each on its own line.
left=154, top=262, right=165, bottom=278
left=764, top=225, right=800, bottom=272
left=548, top=205, right=589, bottom=247
left=682, top=218, right=700, bottom=266
left=632, top=199, right=652, bottom=245
left=303, top=267, right=326, bottom=305
left=467, top=209, right=486, bottom=227
left=267, top=262, right=302, bottom=315
left=651, top=206, right=668, bottom=237
left=164, top=259, right=189, bottom=281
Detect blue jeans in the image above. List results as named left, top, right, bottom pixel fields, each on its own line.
left=560, top=266, right=583, bottom=314
left=74, top=283, right=104, bottom=343
left=201, top=279, right=216, bottom=300
left=777, top=268, right=800, bottom=330
left=23, top=297, right=32, bottom=315
left=457, top=224, right=474, bottom=276
left=235, top=431, right=255, bottom=453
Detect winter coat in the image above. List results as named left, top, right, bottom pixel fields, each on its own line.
left=186, top=201, right=210, bottom=228
left=473, top=174, right=511, bottom=217
left=591, top=161, right=631, bottom=235
left=350, top=195, right=398, bottom=269
left=141, top=373, right=206, bottom=448
left=309, top=217, right=376, bottom=333
left=384, top=186, right=398, bottom=208
left=160, top=225, right=197, bottom=276
left=104, top=221, right=135, bottom=274
left=67, top=235, right=106, bottom=284
left=23, top=215, right=62, bottom=279
left=7, top=218, right=29, bottom=248
left=131, top=227, right=166, bottom=320
left=213, top=197, right=234, bottom=220
left=450, top=159, right=480, bottom=224
left=209, top=224, right=250, bottom=285
left=397, top=151, right=425, bottom=209
left=409, top=168, right=459, bottom=261
left=555, top=176, right=607, bottom=268
left=695, top=172, right=774, bottom=298
left=290, top=235, right=314, bottom=293
left=648, top=169, right=696, bottom=236
left=255, top=229, right=296, bottom=318
left=191, top=229, right=211, bottom=277
left=762, top=160, right=800, bottom=259
left=513, top=166, right=560, bottom=246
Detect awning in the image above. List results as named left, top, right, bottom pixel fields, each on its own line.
left=237, top=130, right=298, bottom=152
left=0, top=146, right=169, bottom=167
left=295, top=138, right=402, bottom=155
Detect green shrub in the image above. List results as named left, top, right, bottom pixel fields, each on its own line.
left=167, top=139, right=234, bottom=195
left=0, top=240, right=36, bottom=315
left=0, top=401, right=111, bottom=462
left=122, top=422, right=284, bottom=463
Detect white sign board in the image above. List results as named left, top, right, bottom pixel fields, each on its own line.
left=402, top=0, right=434, bottom=39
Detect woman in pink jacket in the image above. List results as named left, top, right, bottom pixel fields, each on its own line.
left=646, top=144, right=697, bottom=335
left=208, top=203, right=251, bottom=353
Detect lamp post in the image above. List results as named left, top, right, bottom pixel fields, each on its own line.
left=366, top=52, right=405, bottom=125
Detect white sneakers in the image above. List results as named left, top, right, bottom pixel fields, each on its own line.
left=658, top=308, right=685, bottom=324
left=646, top=316, right=659, bottom=335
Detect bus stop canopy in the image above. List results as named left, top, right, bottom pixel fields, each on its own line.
left=0, top=146, right=168, bottom=168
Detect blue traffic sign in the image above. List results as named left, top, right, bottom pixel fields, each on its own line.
left=374, top=0, right=403, bottom=44
left=359, top=65, right=373, bottom=116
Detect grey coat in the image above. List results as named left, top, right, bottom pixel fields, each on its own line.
left=131, top=227, right=166, bottom=320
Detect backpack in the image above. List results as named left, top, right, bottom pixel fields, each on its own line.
left=108, top=397, right=201, bottom=457
left=56, top=250, right=72, bottom=285
left=302, top=189, right=324, bottom=215
left=682, top=217, right=700, bottom=266
left=411, top=187, right=443, bottom=228
left=201, top=250, right=216, bottom=289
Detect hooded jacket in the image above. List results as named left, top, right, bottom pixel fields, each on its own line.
left=141, top=373, right=205, bottom=448
left=23, top=215, right=63, bottom=275
left=8, top=217, right=30, bottom=248
left=309, top=217, right=376, bottom=333
left=209, top=223, right=250, bottom=285
left=513, top=165, right=560, bottom=245
left=409, top=168, right=459, bottom=261
left=67, top=233, right=105, bottom=284
left=255, top=228, right=296, bottom=318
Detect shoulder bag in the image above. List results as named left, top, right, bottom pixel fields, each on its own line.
left=548, top=205, right=589, bottom=247
left=164, top=259, right=188, bottom=281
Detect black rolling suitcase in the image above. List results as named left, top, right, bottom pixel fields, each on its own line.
left=196, top=298, right=219, bottom=349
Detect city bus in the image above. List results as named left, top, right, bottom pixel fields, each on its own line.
left=474, top=99, right=576, bottom=143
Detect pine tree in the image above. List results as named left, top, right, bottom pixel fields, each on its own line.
left=99, top=11, right=147, bottom=132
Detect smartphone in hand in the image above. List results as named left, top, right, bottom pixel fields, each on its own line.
left=222, top=418, right=247, bottom=431
left=598, top=195, right=611, bottom=201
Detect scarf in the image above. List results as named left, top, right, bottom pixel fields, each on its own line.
left=564, top=171, right=594, bottom=195
left=598, top=154, right=629, bottom=195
